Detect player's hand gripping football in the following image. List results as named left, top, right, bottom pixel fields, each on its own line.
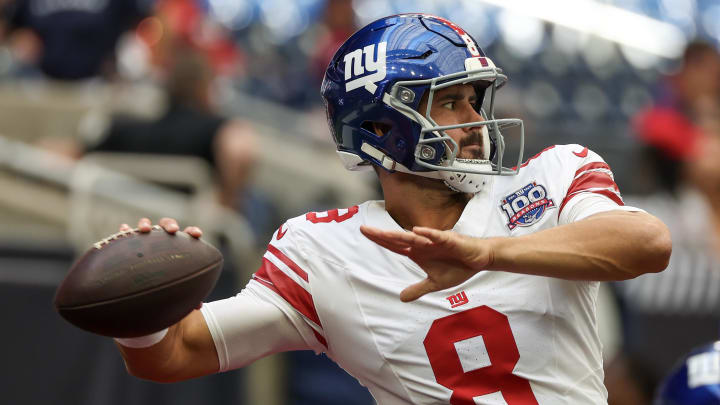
left=360, top=225, right=493, bottom=302
left=119, top=217, right=203, bottom=238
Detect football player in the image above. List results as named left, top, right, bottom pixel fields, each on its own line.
left=114, top=14, right=671, bottom=404
left=655, top=341, right=720, bottom=405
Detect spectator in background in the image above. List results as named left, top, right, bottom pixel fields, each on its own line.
left=605, top=41, right=720, bottom=405
left=89, top=45, right=258, bottom=212
left=308, top=0, right=356, bottom=86
left=147, top=0, right=243, bottom=78
left=631, top=41, right=720, bottom=248
left=1, top=0, right=152, bottom=80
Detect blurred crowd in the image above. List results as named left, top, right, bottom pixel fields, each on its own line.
left=0, top=1, right=719, bottom=405
left=606, top=41, right=720, bottom=405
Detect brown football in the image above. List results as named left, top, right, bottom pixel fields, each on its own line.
left=54, top=226, right=223, bottom=338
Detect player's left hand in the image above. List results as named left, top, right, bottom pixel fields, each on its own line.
left=360, top=225, right=494, bottom=302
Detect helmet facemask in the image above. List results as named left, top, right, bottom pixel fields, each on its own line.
left=382, top=58, right=525, bottom=193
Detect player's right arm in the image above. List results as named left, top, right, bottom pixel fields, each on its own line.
left=114, top=218, right=312, bottom=383
left=115, top=309, right=218, bottom=383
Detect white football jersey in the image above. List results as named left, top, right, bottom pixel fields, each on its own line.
left=229, top=144, right=638, bottom=405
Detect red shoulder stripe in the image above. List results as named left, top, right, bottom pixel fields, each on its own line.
left=252, top=263, right=281, bottom=294
left=252, top=257, right=326, bottom=348
left=584, top=188, right=624, bottom=206
left=559, top=170, right=622, bottom=213
left=252, top=274, right=281, bottom=295
left=255, top=258, right=322, bottom=328
left=573, top=161, right=612, bottom=177
left=267, top=244, right=309, bottom=282
left=312, top=329, right=328, bottom=348
left=567, top=173, right=618, bottom=196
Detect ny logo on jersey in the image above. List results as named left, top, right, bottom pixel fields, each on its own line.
left=501, top=182, right=556, bottom=230
left=446, top=291, right=469, bottom=308
left=343, top=42, right=387, bottom=94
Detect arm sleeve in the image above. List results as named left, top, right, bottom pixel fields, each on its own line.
left=559, top=194, right=645, bottom=224
left=200, top=285, right=314, bottom=372
left=248, top=223, right=328, bottom=352
left=202, top=218, right=331, bottom=371
left=556, top=145, right=644, bottom=224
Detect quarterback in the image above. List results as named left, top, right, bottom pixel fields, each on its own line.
left=115, top=14, right=671, bottom=405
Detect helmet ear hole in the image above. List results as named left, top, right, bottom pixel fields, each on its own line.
left=361, top=121, right=391, bottom=137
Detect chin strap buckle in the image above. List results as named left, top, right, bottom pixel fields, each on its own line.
left=361, top=143, right=396, bottom=171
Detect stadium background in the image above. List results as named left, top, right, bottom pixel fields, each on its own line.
left=0, top=0, right=718, bottom=404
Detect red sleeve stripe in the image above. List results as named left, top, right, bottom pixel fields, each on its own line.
left=267, top=244, right=309, bottom=282
left=559, top=187, right=624, bottom=213
left=264, top=249, right=310, bottom=291
left=312, top=329, right=328, bottom=348
left=573, top=167, right=614, bottom=181
left=578, top=187, right=624, bottom=205
left=573, top=162, right=613, bottom=179
left=252, top=274, right=281, bottom=296
left=559, top=169, right=623, bottom=213
left=251, top=274, right=328, bottom=349
left=254, top=257, right=323, bottom=328
left=569, top=171, right=619, bottom=194
left=252, top=260, right=281, bottom=293
left=251, top=275, right=328, bottom=349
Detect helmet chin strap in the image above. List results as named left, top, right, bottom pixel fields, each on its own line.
left=361, top=142, right=442, bottom=179
left=361, top=142, right=492, bottom=194
left=439, top=159, right=491, bottom=193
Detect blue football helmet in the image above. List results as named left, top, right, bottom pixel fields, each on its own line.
left=321, top=13, right=524, bottom=193
left=655, top=341, right=720, bottom=405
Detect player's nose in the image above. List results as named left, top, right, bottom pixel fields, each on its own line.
left=463, top=106, right=485, bottom=133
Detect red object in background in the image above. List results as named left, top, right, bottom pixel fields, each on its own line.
left=138, top=0, right=243, bottom=77
left=633, top=107, right=703, bottom=160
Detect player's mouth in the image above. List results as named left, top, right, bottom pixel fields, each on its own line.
left=459, top=145, right=484, bottom=159
left=458, top=130, right=485, bottom=159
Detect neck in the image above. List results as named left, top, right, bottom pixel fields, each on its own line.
left=377, top=169, right=471, bottom=230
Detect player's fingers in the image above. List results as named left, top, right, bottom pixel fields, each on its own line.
left=158, top=217, right=180, bottom=233
left=370, top=237, right=411, bottom=256
left=388, top=229, right=433, bottom=247
left=412, top=226, right=451, bottom=244
left=359, top=225, right=387, bottom=239
left=360, top=226, right=431, bottom=248
left=361, top=231, right=413, bottom=254
left=360, top=225, right=398, bottom=244
left=137, top=218, right=152, bottom=232
left=119, top=223, right=132, bottom=232
left=361, top=229, right=410, bottom=249
left=183, top=226, right=203, bottom=239
left=400, top=279, right=436, bottom=302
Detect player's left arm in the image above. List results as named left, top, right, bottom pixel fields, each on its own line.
left=361, top=209, right=671, bottom=301
left=490, top=208, right=671, bottom=279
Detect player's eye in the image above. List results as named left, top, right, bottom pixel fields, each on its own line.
left=442, top=101, right=455, bottom=110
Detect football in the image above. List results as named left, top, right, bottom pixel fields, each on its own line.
left=54, top=226, right=223, bottom=338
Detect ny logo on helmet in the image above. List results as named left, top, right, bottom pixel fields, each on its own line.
left=343, top=42, right=387, bottom=94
